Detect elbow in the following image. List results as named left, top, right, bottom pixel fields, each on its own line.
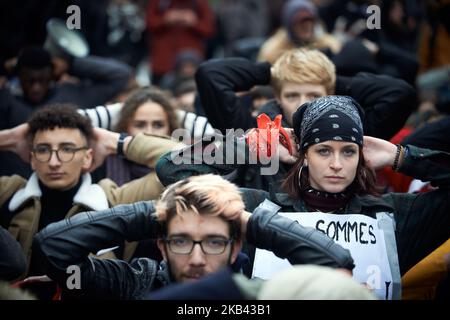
left=155, top=154, right=176, bottom=187
left=195, top=61, right=215, bottom=83
left=340, top=253, right=356, bottom=272
left=117, top=64, right=133, bottom=86
left=394, top=79, right=417, bottom=107
left=329, top=242, right=355, bottom=271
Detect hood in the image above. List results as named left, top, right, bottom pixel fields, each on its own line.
left=282, top=0, right=317, bottom=45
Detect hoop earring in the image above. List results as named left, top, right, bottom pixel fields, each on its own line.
left=298, top=162, right=308, bottom=188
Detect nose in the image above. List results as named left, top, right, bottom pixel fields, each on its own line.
left=144, top=124, right=155, bottom=135
left=30, top=81, right=44, bottom=94
left=48, top=150, right=62, bottom=166
left=330, top=153, right=343, bottom=171
left=188, top=243, right=207, bottom=266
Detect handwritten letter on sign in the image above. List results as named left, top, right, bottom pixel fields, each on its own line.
left=252, top=212, right=394, bottom=300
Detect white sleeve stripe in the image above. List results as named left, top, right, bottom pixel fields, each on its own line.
left=77, top=104, right=122, bottom=129
left=203, top=122, right=215, bottom=136
left=95, top=108, right=102, bottom=128
left=83, top=109, right=98, bottom=127
left=194, top=115, right=206, bottom=139
left=175, top=110, right=216, bottom=139
left=95, top=106, right=112, bottom=129
left=106, top=106, right=112, bottom=130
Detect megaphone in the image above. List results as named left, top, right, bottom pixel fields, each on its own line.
left=44, top=18, right=89, bottom=59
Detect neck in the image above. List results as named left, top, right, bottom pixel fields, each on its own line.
left=302, top=187, right=350, bottom=213
left=39, top=179, right=81, bottom=195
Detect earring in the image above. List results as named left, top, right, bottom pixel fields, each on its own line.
left=298, top=160, right=308, bottom=188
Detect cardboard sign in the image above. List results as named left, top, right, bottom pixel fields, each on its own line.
left=252, top=212, right=396, bottom=300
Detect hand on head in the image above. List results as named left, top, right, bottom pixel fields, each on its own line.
left=362, top=136, right=397, bottom=171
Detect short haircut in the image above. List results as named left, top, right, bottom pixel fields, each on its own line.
left=16, top=47, right=52, bottom=71
left=271, top=48, right=336, bottom=95
left=155, top=174, right=244, bottom=241
left=28, top=104, right=93, bottom=144
left=114, top=87, right=180, bottom=134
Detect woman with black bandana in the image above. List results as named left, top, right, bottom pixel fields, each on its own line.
left=157, top=95, right=450, bottom=299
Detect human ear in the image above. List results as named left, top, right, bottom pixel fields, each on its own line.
left=230, top=239, right=243, bottom=264
left=81, top=148, right=93, bottom=172
left=157, top=238, right=168, bottom=261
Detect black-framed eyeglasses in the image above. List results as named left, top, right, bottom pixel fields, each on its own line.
left=164, top=237, right=234, bottom=255
left=32, top=145, right=88, bottom=163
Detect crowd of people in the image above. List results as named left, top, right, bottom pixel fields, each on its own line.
left=0, top=0, right=449, bottom=301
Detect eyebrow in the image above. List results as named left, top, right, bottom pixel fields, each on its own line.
left=316, top=143, right=357, bottom=148
left=168, top=232, right=229, bottom=239
left=35, top=142, right=78, bottom=147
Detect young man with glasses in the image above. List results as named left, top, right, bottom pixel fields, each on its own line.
left=0, top=104, right=182, bottom=296
left=33, top=174, right=354, bottom=299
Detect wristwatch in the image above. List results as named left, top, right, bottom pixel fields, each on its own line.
left=117, top=132, right=129, bottom=156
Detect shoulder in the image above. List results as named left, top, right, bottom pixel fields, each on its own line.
left=0, top=175, right=27, bottom=206
left=352, top=194, right=396, bottom=216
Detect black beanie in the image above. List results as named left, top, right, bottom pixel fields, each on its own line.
left=292, top=95, right=365, bottom=150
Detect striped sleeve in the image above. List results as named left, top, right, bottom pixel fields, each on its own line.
left=176, top=110, right=216, bottom=140
left=78, top=103, right=122, bottom=130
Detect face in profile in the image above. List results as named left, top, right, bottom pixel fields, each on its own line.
left=126, top=101, right=171, bottom=136
left=157, top=210, right=241, bottom=283
left=31, top=128, right=92, bottom=190
left=305, top=141, right=359, bottom=193
left=278, top=82, right=326, bottom=126
left=19, top=68, right=52, bottom=104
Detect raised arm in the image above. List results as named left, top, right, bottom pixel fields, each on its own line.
left=0, top=123, right=31, bottom=162
left=388, top=145, right=450, bottom=274
left=195, top=58, right=271, bottom=133
left=62, top=56, right=132, bottom=107
left=156, top=133, right=249, bottom=187
left=363, top=136, right=450, bottom=274
left=33, top=201, right=160, bottom=299
left=363, top=136, right=450, bottom=185
left=336, top=72, right=416, bottom=140
left=77, top=103, right=122, bottom=130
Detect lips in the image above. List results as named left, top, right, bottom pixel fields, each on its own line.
left=47, top=172, right=65, bottom=179
left=183, top=271, right=205, bottom=282
left=184, top=275, right=201, bottom=282
left=325, top=176, right=344, bottom=182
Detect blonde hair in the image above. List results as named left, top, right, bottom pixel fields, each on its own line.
left=271, top=48, right=336, bottom=95
left=155, top=174, right=244, bottom=240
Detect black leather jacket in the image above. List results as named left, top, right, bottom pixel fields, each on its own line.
left=33, top=200, right=354, bottom=299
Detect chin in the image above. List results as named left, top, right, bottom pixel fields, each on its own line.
left=322, top=184, right=347, bottom=194
left=42, top=180, right=69, bottom=190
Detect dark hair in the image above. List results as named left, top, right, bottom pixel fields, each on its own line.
left=28, top=104, right=93, bottom=143
left=114, top=87, right=180, bottom=134
left=16, top=47, right=52, bottom=71
left=282, top=149, right=380, bottom=198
